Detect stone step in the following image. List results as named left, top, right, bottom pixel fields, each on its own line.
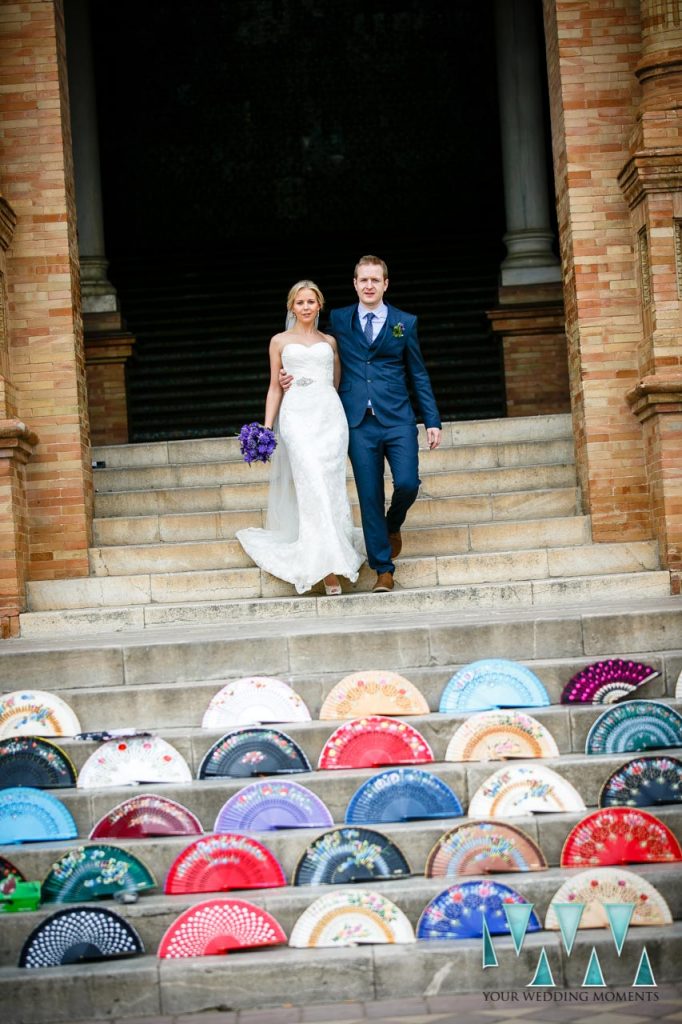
left=92, top=487, right=582, bottom=545
left=18, top=568, right=673, bottom=636
left=0, top=859, right=679, bottom=969
left=91, top=414, right=574, bottom=469
left=93, top=439, right=575, bottom=494
left=6, top=597, right=682, bottom=690
left=3, top=921, right=680, bottom=1021
left=87, top=516, right=594, bottom=576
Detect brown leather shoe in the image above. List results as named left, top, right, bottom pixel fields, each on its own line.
left=389, top=531, right=402, bottom=559
left=372, top=572, right=394, bottom=593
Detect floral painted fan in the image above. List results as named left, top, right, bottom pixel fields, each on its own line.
left=560, top=808, right=682, bottom=867
left=289, top=888, right=415, bottom=947
left=0, top=855, right=26, bottom=885
left=214, top=780, right=333, bottom=832
left=0, top=737, right=77, bottom=789
left=417, top=880, right=541, bottom=940
left=0, top=690, right=81, bottom=739
left=426, top=821, right=547, bottom=877
left=468, top=764, right=586, bottom=817
left=157, top=898, right=287, bottom=958
left=90, top=794, right=203, bottom=839
left=444, top=710, right=559, bottom=762
left=198, top=727, right=311, bottom=779
left=344, top=768, right=463, bottom=824
left=201, top=677, right=311, bottom=729
left=545, top=867, right=672, bottom=929
left=294, top=827, right=410, bottom=885
left=318, top=716, right=433, bottom=770
left=0, top=787, right=77, bottom=844
left=77, top=736, right=191, bottom=788
left=561, top=660, right=660, bottom=704
left=585, top=700, right=682, bottom=755
left=599, top=756, right=682, bottom=808
left=319, top=671, right=429, bottom=719
left=41, top=845, right=156, bottom=903
left=165, top=834, right=287, bottom=894
left=439, top=660, right=549, bottom=713
left=19, top=907, right=144, bottom=968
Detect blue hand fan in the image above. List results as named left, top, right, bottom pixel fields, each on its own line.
left=439, top=659, right=549, bottom=713
left=198, top=727, right=311, bottom=779
left=294, top=827, right=410, bottom=885
left=0, top=787, right=77, bottom=844
left=599, top=756, right=682, bottom=808
left=586, top=701, right=682, bottom=755
left=344, top=768, right=463, bottom=825
left=417, top=880, right=542, bottom=940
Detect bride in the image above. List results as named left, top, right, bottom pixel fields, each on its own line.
left=236, top=280, right=366, bottom=595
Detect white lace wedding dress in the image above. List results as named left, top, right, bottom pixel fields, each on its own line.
left=236, top=342, right=366, bottom=593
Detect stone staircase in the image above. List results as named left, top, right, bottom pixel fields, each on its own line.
left=19, top=413, right=668, bottom=637
left=1, top=412, right=681, bottom=1021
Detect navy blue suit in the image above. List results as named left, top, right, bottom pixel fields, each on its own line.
left=329, top=302, right=441, bottom=574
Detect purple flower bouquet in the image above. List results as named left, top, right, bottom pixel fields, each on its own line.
left=238, top=422, right=277, bottom=464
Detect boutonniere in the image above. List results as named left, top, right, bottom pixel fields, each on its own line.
left=392, top=322, right=405, bottom=338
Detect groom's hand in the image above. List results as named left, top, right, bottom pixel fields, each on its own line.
left=279, top=369, right=294, bottom=392
left=426, top=427, right=442, bottom=450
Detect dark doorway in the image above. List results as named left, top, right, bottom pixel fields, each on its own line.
left=91, top=0, right=507, bottom=439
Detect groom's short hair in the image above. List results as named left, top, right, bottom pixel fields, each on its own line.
left=354, top=255, right=388, bottom=280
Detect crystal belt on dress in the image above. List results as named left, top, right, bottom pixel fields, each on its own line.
left=294, top=377, right=315, bottom=387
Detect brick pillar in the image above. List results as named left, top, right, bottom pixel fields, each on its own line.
left=620, top=0, right=682, bottom=587
left=84, top=319, right=135, bottom=445
left=0, top=0, right=93, bottom=588
left=543, top=0, right=653, bottom=542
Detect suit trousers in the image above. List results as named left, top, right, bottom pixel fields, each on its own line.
left=348, top=409, right=420, bottom=574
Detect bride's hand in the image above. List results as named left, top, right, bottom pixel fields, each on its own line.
left=279, top=368, right=294, bottom=392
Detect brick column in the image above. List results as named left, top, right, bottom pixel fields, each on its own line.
left=621, top=1, right=682, bottom=587
left=0, top=0, right=93, bottom=586
left=543, top=0, right=653, bottom=542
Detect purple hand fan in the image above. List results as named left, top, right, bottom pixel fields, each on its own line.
left=214, top=780, right=333, bottom=832
left=561, top=660, right=660, bottom=705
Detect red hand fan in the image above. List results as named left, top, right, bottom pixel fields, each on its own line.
left=561, top=807, right=682, bottom=867
left=318, top=716, right=433, bottom=770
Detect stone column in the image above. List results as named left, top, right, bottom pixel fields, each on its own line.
left=621, top=0, right=682, bottom=589
left=65, top=0, right=135, bottom=443
left=489, top=0, right=568, bottom=418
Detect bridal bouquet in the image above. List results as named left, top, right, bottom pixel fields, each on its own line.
left=238, top=422, right=277, bottom=464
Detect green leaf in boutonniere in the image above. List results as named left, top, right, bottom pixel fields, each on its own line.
left=392, top=322, right=405, bottom=338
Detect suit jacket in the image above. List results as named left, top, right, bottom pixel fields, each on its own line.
left=328, top=302, right=441, bottom=429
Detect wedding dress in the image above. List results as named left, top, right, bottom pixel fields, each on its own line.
left=236, top=342, right=366, bottom=593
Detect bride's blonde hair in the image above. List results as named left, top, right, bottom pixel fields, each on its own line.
left=286, top=280, right=325, bottom=312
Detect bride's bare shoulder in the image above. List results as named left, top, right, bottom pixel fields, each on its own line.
left=270, top=332, right=287, bottom=348
left=320, top=331, right=337, bottom=348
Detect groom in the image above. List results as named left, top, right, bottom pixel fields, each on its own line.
left=283, top=255, right=442, bottom=592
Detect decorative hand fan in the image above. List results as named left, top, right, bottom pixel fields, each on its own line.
left=89, top=794, right=203, bottom=839
left=599, top=756, right=682, bottom=808
left=0, top=690, right=81, bottom=739
left=439, top=660, right=549, bottom=713
left=417, top=880, right=541, bottom=940
left=165, top=833, right=287, bottom=894
left=289, top=888, right=415, bottom=947
left=19, top=906, right=144, bottom=968
left=198, top=727, right=311, bottom=779
left=561, top=808, right=682, bottom=867
left=344, top=768, right=462, bottom=824
left=0, top=737, right=76, bottom=789
left=468, top=764, right=586, bottom=817
left=0, top=787, right=77, bottom=844
left=77, top=736, right=191, bottom=788
left=214, top=780, right=333, bottom=832
left=545, top=867, right=672, bottom=929
left=319, top=671, right=429, bottom=719
left=425, top=821, right=547, bottom=877
left=561, top=660, right=660, bottom=704
left=318, top=716, right=433, bottom=770
left=444, top=710, right=559, bottom=762
left=41, top=845, right=156, bottom=903
left=0, top=855, right=26, bottom=884
left=201, top=677, right=311, bottom=729
left=294, top=827, right=410, bottom=885
left=585, top=701, right=682, bottom=755
left=157, top=898, right=287, bottom=958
